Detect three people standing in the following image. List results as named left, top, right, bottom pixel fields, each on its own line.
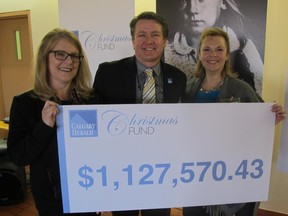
left=6, top=8, right=286, bottom=216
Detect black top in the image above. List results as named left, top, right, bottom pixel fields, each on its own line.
left=7, top=90, right=97, bottom=216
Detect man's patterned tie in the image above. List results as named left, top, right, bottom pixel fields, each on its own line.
left=142, top=68, right=156, bottom=103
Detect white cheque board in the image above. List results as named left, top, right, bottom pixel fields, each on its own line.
left=56, top=103, right=275, bottom=213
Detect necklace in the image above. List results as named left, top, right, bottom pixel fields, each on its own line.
left=52, top=88, right=84, bottom=105
left=200, top=80, right=224, bottom=93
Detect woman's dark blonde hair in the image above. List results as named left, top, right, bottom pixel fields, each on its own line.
left=33, top=28, right=92, bottom=101
left=194, top=27, right=237, bottom=79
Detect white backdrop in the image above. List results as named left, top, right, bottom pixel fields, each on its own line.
left=58, top=0, right=135, bottom=79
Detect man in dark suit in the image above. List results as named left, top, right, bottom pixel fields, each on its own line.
left=93, top=11, right=187, bottom=216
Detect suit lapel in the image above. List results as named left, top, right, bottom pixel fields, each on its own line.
left=161, top=63, right=174, bottom=103
left=123, top=57, right=138, bottom=102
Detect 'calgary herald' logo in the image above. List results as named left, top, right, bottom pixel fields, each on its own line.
left=69, top=110, right=98, bottom=138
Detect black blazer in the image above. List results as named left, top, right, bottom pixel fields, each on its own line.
left=93, top=56, right=187, bottom=104
left=7, top=91, right=98, bottom=215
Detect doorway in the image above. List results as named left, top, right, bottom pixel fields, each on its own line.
left=0, top=10, right=34, bottom=138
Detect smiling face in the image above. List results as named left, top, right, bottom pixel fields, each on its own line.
left=181, top=0, right=223, bottom=36
left=132, top=19, right=167, bottom=68
left=48, top=38, right=80, bottom=88
left=199, top=35, right=229, bottom=75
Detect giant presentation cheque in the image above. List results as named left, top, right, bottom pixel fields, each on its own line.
left=56, top=103, right=275, bottom=213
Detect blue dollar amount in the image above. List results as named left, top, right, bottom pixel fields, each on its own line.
left=77, top=159, right=264, bottom=190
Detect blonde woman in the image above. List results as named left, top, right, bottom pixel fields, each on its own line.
left=7, top=28, right=98, bottom=216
